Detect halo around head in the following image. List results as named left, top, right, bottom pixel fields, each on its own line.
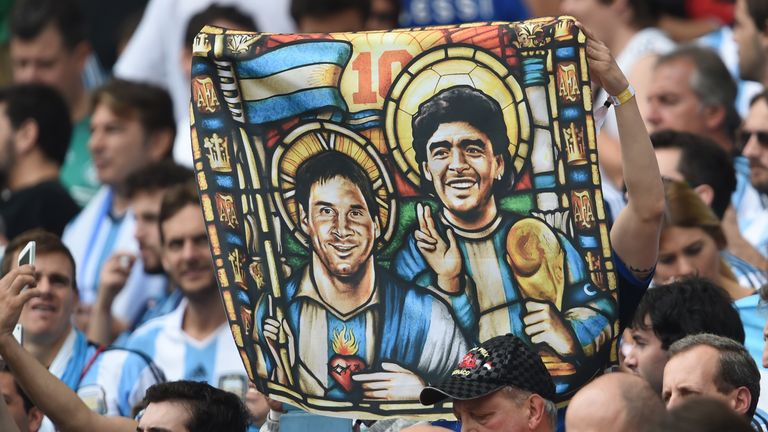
left=271, top=121, right=397, bottom=247
left=384, top=45, right=531, bottom=188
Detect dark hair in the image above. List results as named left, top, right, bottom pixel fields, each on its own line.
left=750, top=89, right=768, bottom=108
left=745, top=0, right=768, bottom=32
left=91, top=79, right=176, bottom=153
left=599, top=0, right=661, bottom=29
left=0, top=84, right=71, bottom=165
left=669, top=334, right=761, bottom=418
left=158, top=181, right=200, bottom=243
left=647, top=0, right=685, bottom=18
left=142, top=381, right=249, bottom=432
left=632, top=276, right=745, bottom=349
left=412, top=86, right=510, bottom=191
left=656, top=46, right=740, bottom=141
left=0, top=360, right=35, bottom=413
left=662, top=396, right=754, bottom=432
left=125, top=160, right=194, bottom=199
left=0, top=229, right=77, bottom=293
left=10, top=0, right=85, bottom=50
left=651, top=130, right=736, bottom=219
left=184, top=5, right=258, bottom=48
left=294, top=151, right=379, bottom=221
left=290, top=0, right=371, bottom=25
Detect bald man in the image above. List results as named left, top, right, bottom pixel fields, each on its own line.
left=565, top=373, right=667, bottom=431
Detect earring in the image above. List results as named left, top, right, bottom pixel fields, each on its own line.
left=496, top=174, right=502, bottom=180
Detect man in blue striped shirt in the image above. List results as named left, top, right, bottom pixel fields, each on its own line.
left=125, top=181, right=252, bottom=404
left=86, top=160, right=193, bottom=347
left=61, top=80, right=174, bottom=334
left=0, top=230, right=164, bottom=432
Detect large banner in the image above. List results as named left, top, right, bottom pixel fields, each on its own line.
left=191, top=17, right=618, bottom=419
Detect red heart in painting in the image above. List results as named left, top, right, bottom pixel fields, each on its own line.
left=328, top=355, right=367, bottom=392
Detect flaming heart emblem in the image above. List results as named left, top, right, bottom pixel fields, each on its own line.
left=328, top=325, right=367, bottom=392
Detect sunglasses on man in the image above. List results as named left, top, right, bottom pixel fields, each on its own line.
left=736, top=129, right=768, bottom=152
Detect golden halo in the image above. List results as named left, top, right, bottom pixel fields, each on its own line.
left=384, top=45, right=531, bottom=188
left=271, top=121, right=397, bottom=247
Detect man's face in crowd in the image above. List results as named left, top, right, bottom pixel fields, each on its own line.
left=655, top=226, right=722, bottom=285
left=301, top=176, right=379, bottom=279
left=88, top=103, right=151, bottom=188
left=18, top=251, right=77, bottom=345
left=161, top=204, right=216, bottom=300
left=0, top=371, right=43, bottom=432
left=645, top=60, right=711, bottom=136
left=741, top=98, right=768, bottom=194
left=733, top=0, right=767, bottom=82
left=10, top=24, right=85, bottom=104
left=624, top=316, right=668, bottom=394
left=137, top=401, right=191, bottom=432
left=453, top=389, right=538, bottom=432
left=132, top=190, right=166, bottom=274
left=663, top=345, right=748, bottom=415
left=422, top=121, right=503, bottom=220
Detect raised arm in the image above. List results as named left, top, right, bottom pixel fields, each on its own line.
left=582, top=25, right=666, bottom=280
left=0, top=268, right=136, bottom=432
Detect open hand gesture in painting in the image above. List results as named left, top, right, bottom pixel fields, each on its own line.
left=353, top=362, right=426, bottom=400
left=523, top=300, right=578, bottom=358
left=414, top=203, right=463, bottom=293
left=263, top=297, right=296, bottom=386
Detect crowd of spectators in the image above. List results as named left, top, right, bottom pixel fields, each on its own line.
left=1, top=0, right=768, bottom=431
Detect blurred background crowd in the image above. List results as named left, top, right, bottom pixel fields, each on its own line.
left=1, top=0, right=768, bottom=431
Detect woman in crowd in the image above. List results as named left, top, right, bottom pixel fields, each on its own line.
left=655, top=179, right=763, bottom=364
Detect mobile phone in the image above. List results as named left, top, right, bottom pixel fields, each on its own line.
left=12, top=324, right=22, bottom=344
left=18, top=240, right=35, bottom=267
left=17, top=240, right=35, bottom=292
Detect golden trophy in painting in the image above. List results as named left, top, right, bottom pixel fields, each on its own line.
left=506, top=218, right=576, bottom=377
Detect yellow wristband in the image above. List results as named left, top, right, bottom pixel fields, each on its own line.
left=609, top=84, right=635, bottom=107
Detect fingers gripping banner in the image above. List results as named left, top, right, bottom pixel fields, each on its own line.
left=191, top=17, right=618, bottom=419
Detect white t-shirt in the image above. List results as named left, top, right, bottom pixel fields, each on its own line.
left=113, top=0, right=296, bottom=166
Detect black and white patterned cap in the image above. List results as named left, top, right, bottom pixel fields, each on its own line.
left=420, top=334, right=555, bottom=405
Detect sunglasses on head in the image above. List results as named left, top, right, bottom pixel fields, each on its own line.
left=736, top=129, right=768, bottom=151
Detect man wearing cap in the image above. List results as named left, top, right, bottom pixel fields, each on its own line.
left=419, top=334, right=557, bottom=432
